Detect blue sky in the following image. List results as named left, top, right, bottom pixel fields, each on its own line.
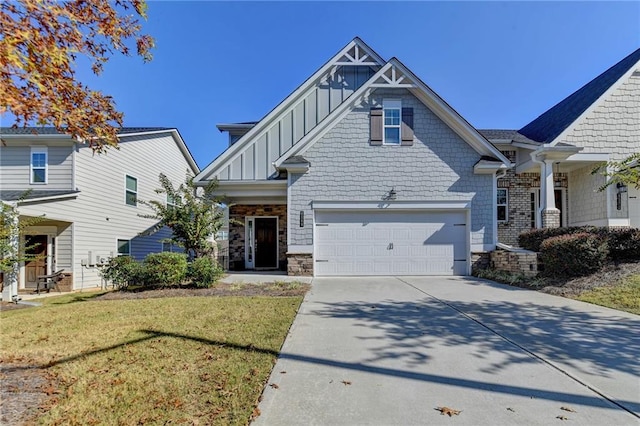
left=13, top=2, right=640, bottom=169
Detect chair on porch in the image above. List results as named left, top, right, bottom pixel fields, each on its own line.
left=35, top=269, right=65, bottom=294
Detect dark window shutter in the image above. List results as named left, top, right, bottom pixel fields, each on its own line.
left=370, top=108, right=383, bottom=146
left=401, top=107, right=414, bottom=146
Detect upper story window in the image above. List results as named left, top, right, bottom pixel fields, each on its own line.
left=117, top=239, right=131, bottom=256
left=166, top=194, right=180, bottom=209
left=30, top=147, right=48, bottom=184
left=497, top=188, right=508, bottom=222
left=383, top=99, right=402, bottom=145
left=125, top=175, right=137, bottom=206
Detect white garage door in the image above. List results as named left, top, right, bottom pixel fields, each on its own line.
left=314, top=210, right=468, bottom=276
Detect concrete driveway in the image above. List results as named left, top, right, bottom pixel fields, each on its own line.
left=255, top=277, right=640, bottom=425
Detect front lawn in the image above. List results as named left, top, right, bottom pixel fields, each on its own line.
left=576, top=274, right=640, bottom=315
left=0, top=290, right=303, bottom=424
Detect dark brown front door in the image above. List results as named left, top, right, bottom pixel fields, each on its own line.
left=554, top=189, right=564, bottom=226
left=25, top=235, right=47, bottom=288
left=255, top=218, right=277, bottom=268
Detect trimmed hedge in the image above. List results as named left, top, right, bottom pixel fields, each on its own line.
left=187, top=256, right=224, bottom=288
left=594, top=227, right=640, bottom=261
left=143, top=252, right=188, bottom=287
left=539, top=232, right=609, bottom=277
left=518, top=226, right=593, bottom=252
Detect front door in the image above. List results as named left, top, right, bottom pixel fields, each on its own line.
left=254, top=218, right=278, bottom=268
left=24, top=235, right=47, bottom=289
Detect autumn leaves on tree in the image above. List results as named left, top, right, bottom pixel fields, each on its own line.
left=0, top=0, right=154, bottom=151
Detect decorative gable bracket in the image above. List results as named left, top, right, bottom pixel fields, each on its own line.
left=334, top=43, right=381, bottom=66
left=370, top=64, right=416, bottom=88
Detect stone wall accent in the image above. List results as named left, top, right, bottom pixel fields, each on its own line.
left=57, top=273, right=73, bottom=292
left=287, top=253, right=313, bottom=276
left=228, top=204, right=287, bottom=270
left=490, top=249, right=538, bottom=277
left=471, top=252, right=490, bottom=274
left=542, top=210, right=561, bottom=228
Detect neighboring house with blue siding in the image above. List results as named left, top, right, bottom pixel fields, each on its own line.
left=1, top=127, right=198, bottom=296
left=195, top=37, right=639, bottom=277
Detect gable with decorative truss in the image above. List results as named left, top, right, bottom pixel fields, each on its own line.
left=195, top=38, right=386, bottom=183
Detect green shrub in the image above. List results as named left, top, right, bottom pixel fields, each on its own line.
left=539, top=232, right=608, bottom=277
left=100, top=256, right=143, bottom=289
left=143, top=252, right=188, bottom=287
left=518, top=226, right=593, bottom=252
left=187, top=256, right=224, bottom=288
left=594, top=227, right=640, bottom=261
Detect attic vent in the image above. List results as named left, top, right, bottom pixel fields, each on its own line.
left=632, top=71, right=640, bottom=77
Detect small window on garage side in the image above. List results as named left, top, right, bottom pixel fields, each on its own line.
left=497, top=188, right=508, bottom=222
left=383, top=99, right=402, bottom=145
left=117, top=239, right=131, bottom=256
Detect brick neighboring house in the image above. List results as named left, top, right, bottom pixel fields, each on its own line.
left=195, top=38, right=639, bottom=276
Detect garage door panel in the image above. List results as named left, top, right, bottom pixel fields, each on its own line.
left=314, top=210, right=468, bottom=276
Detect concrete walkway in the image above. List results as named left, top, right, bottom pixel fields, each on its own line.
left=255, top=276, right=640, bottom=425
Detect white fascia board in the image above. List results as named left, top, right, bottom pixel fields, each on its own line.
left=214, top=180, right=287, bottom=199
left=278, top=163, right=310, bottom=173
left=17, top=193, right=80, bottom=204
left=312, top=200, right=471, bottom=210
left=474, top=161, right=510, bottom=175
left=550, top=57, right=640, bottom=146
left=512, top=141, right=543, bottom=150
left=0, top=133, right=74, bottom=140
left=194, top=38, right=386, bottom=183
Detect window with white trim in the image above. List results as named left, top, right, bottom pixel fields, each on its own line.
left=166, top=194, right=179, bottom=209
left=497, top=188, right=508, bottom=222
left=117, top=239, right=131, bottom=256
left=383, top=99, right=401, bottom=144
left=125, top=175, right=137, bottom=206
left=30, top=147, right=48, bottom=184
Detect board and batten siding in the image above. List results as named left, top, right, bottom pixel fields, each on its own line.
left=0, top=145, right=74, bottom=189
left=289, top=89, right=494, bottom=250
left=217, top=65, right=376, bottom=181
left=18, top=133, right=194, bottom=289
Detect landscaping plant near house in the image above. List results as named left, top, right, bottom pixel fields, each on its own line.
left=539, top=233, right=609, bottom=278
left=100, top=255, right=144, bottom=289
left=143, top=252, right=188, bottom=287
left=188, top=256, right=225, bottom=288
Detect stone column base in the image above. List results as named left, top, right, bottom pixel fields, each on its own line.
left=287, top=253, right=313, bottom=276
left=542, top=209, right=561, bottom=228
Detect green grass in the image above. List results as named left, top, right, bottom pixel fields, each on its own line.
left=576, top=274, right=640, bottom=315
left=1, top=293, right=303, bottom=425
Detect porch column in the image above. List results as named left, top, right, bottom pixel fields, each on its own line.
left=541, top=160, right=560, bottom=228
left=1, top=203, right=20, bottom=302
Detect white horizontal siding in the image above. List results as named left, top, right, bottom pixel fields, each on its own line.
left=0, top=145, right=73, bottom=189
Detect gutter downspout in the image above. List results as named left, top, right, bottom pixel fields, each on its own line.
left=494, top=169, right=508, bottom=249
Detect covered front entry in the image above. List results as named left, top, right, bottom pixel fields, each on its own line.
left=24, top=235, right=48, bottom=289
left=314, top=210, right=468, bottom=276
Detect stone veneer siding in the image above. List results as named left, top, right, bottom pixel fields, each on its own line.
left=497, top=151, right=568, bottom=245
left=228, top=205, right=287, bottom=270
left=289, top=89, right=494, bottom=252
left=490, top=249, right=538, bottom=277
left=287, top=253, right=313, bottom=276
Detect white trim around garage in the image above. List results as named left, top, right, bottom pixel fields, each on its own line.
left=312, top=200, right=472, bottom=210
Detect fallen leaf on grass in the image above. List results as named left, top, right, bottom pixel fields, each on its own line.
left=560, top=406, right=576, bottom=413
left=556, top=415, right=569, bottom=420
left=506, top=407, right=515, bottom=412
left=280, top=371, right=287, bottom=374
left=341, top=380, right=352, bottom=386
left=250, top=407, right=261, bottom=420
left=269, top=383, right=279, bottom=389
left=435, top=406, right=461, bottom=417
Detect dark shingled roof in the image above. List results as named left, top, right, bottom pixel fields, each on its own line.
left=519, top=48, right=640, bottom=144
left=0, top=127, right=171, bottom=135
left=281, top=155, right=310, bottom=165
left=1, top=190, right=80, bottom=202
left=478, top=129, right=539, bottom=144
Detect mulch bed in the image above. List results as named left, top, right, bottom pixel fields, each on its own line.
left=539, top=261, right=640, bottom=297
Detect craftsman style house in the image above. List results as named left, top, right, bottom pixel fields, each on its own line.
left=1, top=128, right=198, bottom=297
left=195, top=38, right=639, bottom=277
